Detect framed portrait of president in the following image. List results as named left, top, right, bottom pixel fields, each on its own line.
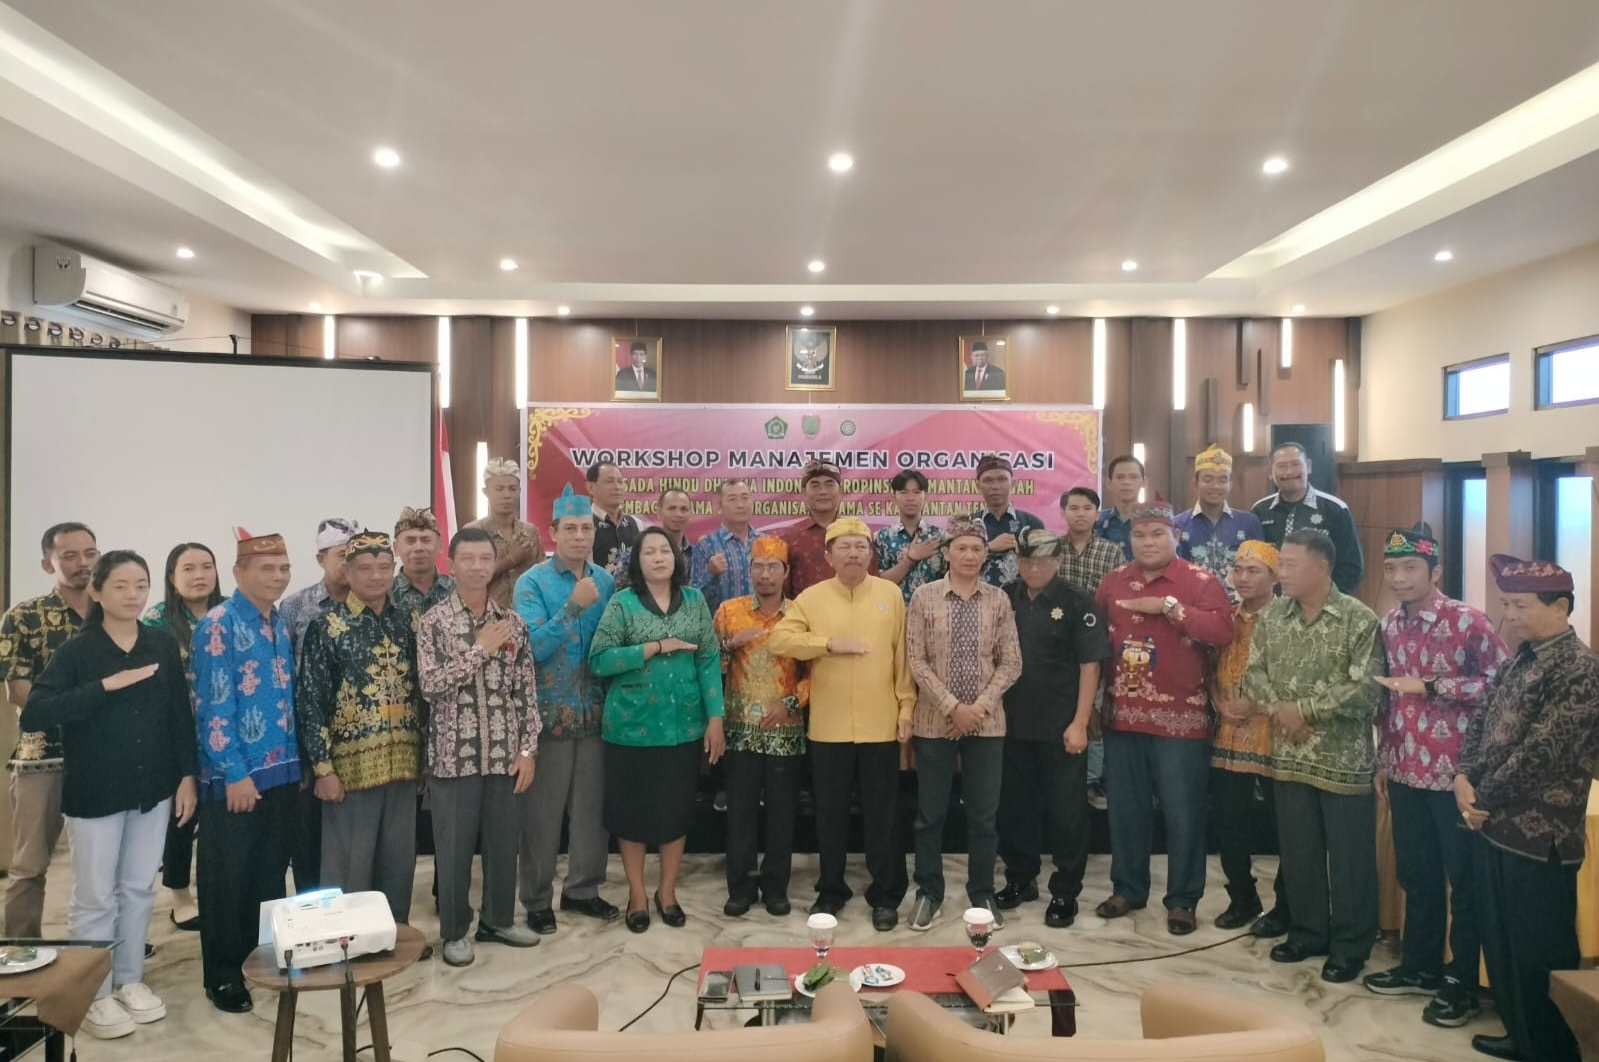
left=611, top=337, right=662, bottom=401
left=786, top=326, right=837, bottom=391
left=959, top=335, right=1010, bottom=402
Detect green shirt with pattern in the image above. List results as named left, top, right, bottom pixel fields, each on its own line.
left=1242, top=586, right=1382, bottom=795
left=589, top=586, right=724, bottom=748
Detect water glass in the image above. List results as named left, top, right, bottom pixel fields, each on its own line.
left=963, top=907, right=995, bottom=960
left=806, top=912, right=837, bottom=963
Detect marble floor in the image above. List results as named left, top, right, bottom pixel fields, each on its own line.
left=38, top=849, right=1501, bottom=1061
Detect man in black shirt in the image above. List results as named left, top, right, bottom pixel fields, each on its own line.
left=1251, top=442, right=1364, bottom=594
left=995, top=529, right=1110, bottom=927
left=586, top=461, right=640, bottom=577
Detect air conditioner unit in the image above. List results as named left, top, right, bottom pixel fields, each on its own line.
left=32, top=244, right=189, bottom=338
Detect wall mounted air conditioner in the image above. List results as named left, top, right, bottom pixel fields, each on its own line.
left=32, top=244, right=189, bottom=338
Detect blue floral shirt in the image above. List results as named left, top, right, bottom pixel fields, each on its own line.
left=1174, top=504, right=1266, bottom=598
left=976, top=507, right=1044, bottom=589
left=1094, top=509, right=1136, bottom=562
left=190, top=591, right=302, bottom=802
left=689, top=525, right=765, bottom=619
left=514, top=556, right=616, bottom=741
left=874, top=521, right=947, bottom=603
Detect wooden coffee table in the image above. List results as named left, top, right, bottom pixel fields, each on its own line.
left=695, top=945, right=1076, bottom=1042
left=243, top=924, right=427, bottom=1062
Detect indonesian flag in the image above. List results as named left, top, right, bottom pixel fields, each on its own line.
left=434, top=407, right=457, bottom=575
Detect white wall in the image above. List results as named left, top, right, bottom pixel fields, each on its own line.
left=0, top=224, right=250, bottom=353
left=1361, top=241, right=1599, bottom=461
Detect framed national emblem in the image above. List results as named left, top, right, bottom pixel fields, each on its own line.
left=786, top=326, right=836, bottom=391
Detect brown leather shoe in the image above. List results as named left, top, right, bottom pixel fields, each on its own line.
left=1167, top=907, right=1197, bottom=935
left=1095, top=895, right=1144, bottom=919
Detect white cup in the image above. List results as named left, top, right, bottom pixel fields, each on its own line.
left=963, top=907, right=994, bottom=926
left=807, top=913, right=838, bottom=931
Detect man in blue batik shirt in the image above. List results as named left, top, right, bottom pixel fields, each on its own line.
left=690, top=477, right=764, bottom=618
left=513, top=484, right=618, bottom=935
left=1095, top=455, right=1147, bottom=562
left=1174, top=445, right=1264, bottom=600
left=972, top=454, right=1043, bottom=589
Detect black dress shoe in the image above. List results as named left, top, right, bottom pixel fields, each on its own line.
left=527, top=909, right=558, bottom=935
left=872, top=906, right=898, bottom=932
left=170, top=910, right=201, bottom=932
left=206, top=983, right=253, bottom=1014
left=561, top=895, right=620, bottom=921
left=625, top=908, right=650, bottom=934
left=1250, top=908, right=1289, bottom=938
left=1214, top=897, right=1263, bottom=930
left=995, top=880, right=1038, bottom=910
left=764, top=897, right=792, bottom=916
left=1321, top=957, right=1363, bottom=983
left=653, top=892, right=687, bottom=928
left=1044, top=897, right=1078, bottom=928
left=1270, top=941, right=1324, bottom=964
left=724, top=896, right=753, bottom=917
left=1471, top=1034, right=1522, bottom=1061
left=809, top=898, right=844, bottom=916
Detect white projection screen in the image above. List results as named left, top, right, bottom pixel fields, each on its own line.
left=5, top=348, right=434, bottom=604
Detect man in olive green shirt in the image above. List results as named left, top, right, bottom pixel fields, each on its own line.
left=1243, top=529, right=1382, bottom=986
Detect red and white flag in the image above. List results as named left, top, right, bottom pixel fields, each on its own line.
left=434, top=408, right=457, bottom=574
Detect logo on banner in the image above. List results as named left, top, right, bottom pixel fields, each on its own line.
left=802, top=414, right=821, bottom=438
left=764, top=416, right=788, bottom=440
left=840, top=420, right=857, bottom=437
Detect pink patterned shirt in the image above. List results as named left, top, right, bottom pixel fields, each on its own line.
left=1378, top=590, right=1509, bottom=791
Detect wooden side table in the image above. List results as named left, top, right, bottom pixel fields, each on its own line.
left=243, top=924, right=427, bottom=1062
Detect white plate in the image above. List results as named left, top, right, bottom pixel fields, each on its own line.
left=794, top=969, right=865, bottom=997
left=851, top=963, right=906, bottom=988
left=0, top=947, right=57, bottom=975
left=1000, top=944, right=1058, bottom=971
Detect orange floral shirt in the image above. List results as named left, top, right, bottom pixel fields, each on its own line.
left=1212, top=603, right=1273, bottom=776
left=714, top=596, right=809, bottom=756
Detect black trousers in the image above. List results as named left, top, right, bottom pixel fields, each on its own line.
left=997, top=737, right=1089, bottom=900
left=1476, top=836, right=1581, bottom=1062
left=196, top=785, right=294, bottom=991
left=1275, top=781, right=1378, bottom=964
left=811, top=741, right=906, bottom=910
left=161, top=812, right=198, bottom=891
left=724, top=750, right=801, bottom=903
left=1210, top=768, right=1289, bottom=916
left=290, top=783, right=322, bottom=893
left=1389, top=782, right=1478, bottom=983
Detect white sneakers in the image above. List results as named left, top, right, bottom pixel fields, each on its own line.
left=85, top=984, right=166, bottom=1039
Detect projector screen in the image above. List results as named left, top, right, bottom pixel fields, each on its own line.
left=5, top=348, right=434, bottom=605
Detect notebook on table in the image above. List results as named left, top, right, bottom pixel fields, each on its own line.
left=955, top=950, right=1034, bottom=1014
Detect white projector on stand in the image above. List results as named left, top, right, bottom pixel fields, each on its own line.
left=264, top=890, right=397, bottom=970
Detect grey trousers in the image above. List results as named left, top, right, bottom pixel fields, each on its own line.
left=5, top=769, right=64, bottom=938
left=518, top=735, right=608, bottom=912
left=430, top=774, right=518, bottom=942
left=320, top=780, right=417, bottom=924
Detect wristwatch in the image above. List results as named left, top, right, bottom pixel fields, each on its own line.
left=1162, top=595, right=1180, bottom=615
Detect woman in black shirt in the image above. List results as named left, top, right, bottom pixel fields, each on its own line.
left=23, top=551, right=197, bottom=1041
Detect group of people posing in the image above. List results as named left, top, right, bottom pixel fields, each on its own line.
left=1, top=441, right=1595, bottom=1062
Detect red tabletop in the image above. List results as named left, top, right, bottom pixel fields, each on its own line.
left=698, top=945, right=1072, bottom=996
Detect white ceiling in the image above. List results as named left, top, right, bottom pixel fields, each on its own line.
left=2, top=0, right=1599, bottom=319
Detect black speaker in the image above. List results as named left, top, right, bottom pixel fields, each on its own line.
left=1269, top=423, right=1337, bottom=494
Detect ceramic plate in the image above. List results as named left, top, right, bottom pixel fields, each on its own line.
left=852, top=963, right=906, bottom=988
left=1000, top=944, right=1058, bottom=971
left=0, top=947, right=57, bottom=975
left=794, top=968, right=866, bottom=997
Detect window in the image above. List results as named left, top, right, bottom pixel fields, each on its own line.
left=1444, top=466, right=1488, bottom=608
left=1444, top=355, right=1510, bottom=418
left=1536, top=336, right=1599, bottom=409
left=1555, top=476, right=1593, bottom=643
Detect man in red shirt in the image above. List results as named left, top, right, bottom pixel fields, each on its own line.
left=1095, top=496, right=1234, bottom=935
left=781, top=460, right=876, bottom=598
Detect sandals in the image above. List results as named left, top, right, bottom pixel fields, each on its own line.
left=1095, top=895, right=1145, bottom=919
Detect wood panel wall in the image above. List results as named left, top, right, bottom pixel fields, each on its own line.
left=252, top=312, right=1360, bottom=530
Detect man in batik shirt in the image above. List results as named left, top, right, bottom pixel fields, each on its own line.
left=466, top=458, right=546, bottom=609
left=279, top=517, right=358, bottom=657
left=690, top=477, right=764, bottom=619
left=1174, top=444, right=1264, bottom=595
left=392, top=506, right=455, bottom=630
left=1365, top=522, right=1507, bottom=1028
left=1457, top=555, right=1599, bottom=1062
left=0, top=522, right=96, bottom=937
left=972, top=454, right=1043, bottom=589
left=298, top=531, right=422, bottom=925
left=781, top=460, right=876, bottom=598
left=876, top=469, right=946, bottom=604
left=715, top=536, right=809, bottom=918
left=417, top=527, right=541, bottom=966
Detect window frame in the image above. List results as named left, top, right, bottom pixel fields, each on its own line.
left=1535, top=333, right=1599, bottom=411
left=1442, top=353, right=1511, bottom=420
left=1442, top=463, right=1487, bottom=602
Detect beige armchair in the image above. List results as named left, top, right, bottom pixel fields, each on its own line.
left=494, top=979, right=874, bottom=1062
left=884, top=982, right=1323, bottom=1062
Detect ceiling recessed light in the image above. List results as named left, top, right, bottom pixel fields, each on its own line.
left=309, top=302, right=322, bottom=312
left=1121, top=259, right=1138, bottom=272
left=827, top=152, right=854, bottom=173
left=353, top=270, right=382, bottom=284
left=556, top=305, right=570, bottom=316
left=995, top=340, right=1006, bottom=347
left=1262, top=156, right=1290, bottom=175
left=373, top=146, right=401, bottom=169
left=1434, top=249, right=1454, bottom=262
left=1046, top=305, right=1060, bottom=315
left=499, top=258, right=518, bottom=271
left=1291, top=304, right=1306, bottom=314
left=175, top=247, right=195, bottom=259
left=800, top=306, right=815, bottom=317
left=808, top=259, right=826, bottom=274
